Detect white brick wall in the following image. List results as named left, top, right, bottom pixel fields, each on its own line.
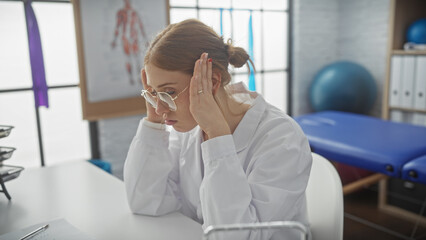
left=98, top=115, right=144, bottom=179
left=292, top=0, right=340, bottom=116
left=337, top=0, right=390, bottom=117
left=292, top=0, right=391, bottom=117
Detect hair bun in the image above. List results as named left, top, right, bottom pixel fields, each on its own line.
left=225, top=41, right=250, bottom=68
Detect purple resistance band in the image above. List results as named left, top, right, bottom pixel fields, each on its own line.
left=24, top=0, right=49, bottom=108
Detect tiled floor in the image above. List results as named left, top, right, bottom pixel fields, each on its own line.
left=344, top=186, right=426, bottom=240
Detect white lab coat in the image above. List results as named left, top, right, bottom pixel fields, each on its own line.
left=124, top=94, right=312, bottom=240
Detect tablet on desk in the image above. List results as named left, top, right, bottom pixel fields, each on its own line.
left=0, top=219, right=95, bottom=240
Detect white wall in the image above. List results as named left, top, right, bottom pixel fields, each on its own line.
left=292, top=0, right=391, bottom=117
left=337, top=0, right=390, bottom=117
left=292, top=0, right=340, bottom=116
left=98, top=115, right=143, bottom=179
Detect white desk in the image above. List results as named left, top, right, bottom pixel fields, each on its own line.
left=0, top=161, right=203, bottom=240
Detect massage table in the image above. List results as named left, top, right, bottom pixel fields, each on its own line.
left=402, top=155, right=426, bottom=184
left=295, top=111, right=426, bottom=224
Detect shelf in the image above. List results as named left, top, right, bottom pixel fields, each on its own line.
left=392, top=50, right=426, bottom=55
left=391, top=0, right=426, bottom=50
left=383, top=0, right=426, bottom=120
left=389, top=107, right=426, bottom=114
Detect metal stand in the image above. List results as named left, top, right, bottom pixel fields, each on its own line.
left=0, top=125, right=19, bottom=201
left=0, top=164, right=24, bottom=200
left=0, top=175, right=11, bottom=200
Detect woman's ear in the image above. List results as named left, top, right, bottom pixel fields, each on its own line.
left=212, top=72, right=222, bottom=95
left=141, top=68, right=148, bottom=88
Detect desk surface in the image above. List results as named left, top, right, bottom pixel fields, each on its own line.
left=0, top=161, right=203, bottom=240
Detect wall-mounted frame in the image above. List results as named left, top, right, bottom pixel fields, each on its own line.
left=72, top=0, right=170, bottom=120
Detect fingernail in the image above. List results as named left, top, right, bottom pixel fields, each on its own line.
left=208, top=58, right=212, bottom=63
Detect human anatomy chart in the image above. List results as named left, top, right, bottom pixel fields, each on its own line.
left=77, top=0, right=168, bottom=103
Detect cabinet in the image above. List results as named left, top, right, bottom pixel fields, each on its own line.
left=382, top=0, right=426, bottom=126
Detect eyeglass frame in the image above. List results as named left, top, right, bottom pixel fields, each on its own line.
left=140, top=85, right=189, bottom=111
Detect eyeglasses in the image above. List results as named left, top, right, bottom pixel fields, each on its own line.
left=140, top=85, right=189, bottom=111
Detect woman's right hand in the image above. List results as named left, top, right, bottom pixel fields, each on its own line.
left=141, top=68, right=164, bottom=123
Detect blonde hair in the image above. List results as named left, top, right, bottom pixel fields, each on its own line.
left=144, top=19, right=254, bottom=87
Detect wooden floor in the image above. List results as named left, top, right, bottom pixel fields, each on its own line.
left=344, top=186, right=426, bottom=240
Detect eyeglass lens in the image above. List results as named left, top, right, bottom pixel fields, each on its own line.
left=143, top=92, right=177, bottom=111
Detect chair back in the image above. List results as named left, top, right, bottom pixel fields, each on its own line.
left=306, top=153, right=344, bottom=240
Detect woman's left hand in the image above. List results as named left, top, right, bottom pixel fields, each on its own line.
left=189, top=52, right=231, bottom=140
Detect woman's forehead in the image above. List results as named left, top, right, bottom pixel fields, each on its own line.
left=145, top=64, right=190, bottom=88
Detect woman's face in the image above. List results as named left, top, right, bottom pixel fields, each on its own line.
left=144, top=64, right=198, bottom=132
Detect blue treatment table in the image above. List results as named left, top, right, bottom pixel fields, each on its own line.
left=295, top=111, right=426, bottom=181
left=402, top=155, right=426, bottom=184
left=295, top=111, right=426, bottom=226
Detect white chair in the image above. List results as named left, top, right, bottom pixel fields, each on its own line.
left=203, top=152, right=343, bottom=240
left=306, top=152, right=344, bottom=240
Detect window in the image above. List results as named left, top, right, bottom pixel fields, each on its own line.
left=0, top=0, right=290, bottom=168
left=169, top=0, right=290, bottom=111
left=0, top=1, right=90, bottom=168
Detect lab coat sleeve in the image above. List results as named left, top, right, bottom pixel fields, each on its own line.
left=123, top=119, right=182, bottom=216
left=200, top=121, right=312, bottom=240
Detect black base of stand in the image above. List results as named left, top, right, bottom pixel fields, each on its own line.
left=0, top=176, right=11, bottom=200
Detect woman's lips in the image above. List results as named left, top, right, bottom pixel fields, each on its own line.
left=165, top=120, right=177, bottom=125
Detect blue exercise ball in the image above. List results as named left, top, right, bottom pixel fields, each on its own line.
left=310, top=61, right=377, bottom=113
left=406, top=18, right=426, bottom=44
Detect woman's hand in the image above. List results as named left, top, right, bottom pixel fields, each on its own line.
left=189, top=53, right=231, bottom=140
left=141, top=68, right=164, bottom=123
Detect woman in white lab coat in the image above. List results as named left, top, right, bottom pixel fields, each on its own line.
left=124, top=19, right=312, bottom=240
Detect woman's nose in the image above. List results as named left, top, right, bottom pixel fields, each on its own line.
left=155, top=98, right=170, bottom=115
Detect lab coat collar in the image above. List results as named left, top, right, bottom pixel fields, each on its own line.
left=232, top=94, right=266, bottom=153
